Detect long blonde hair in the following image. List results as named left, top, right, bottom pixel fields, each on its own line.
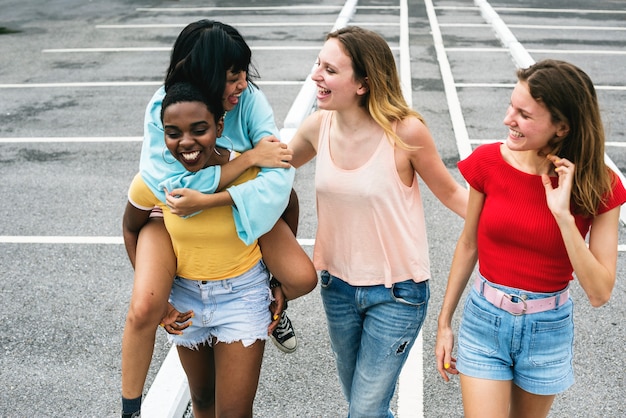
left=326, top=26, right=423, bottom=150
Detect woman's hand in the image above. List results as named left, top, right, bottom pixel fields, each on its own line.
left=159, top=302, right=193, bottom=335
left=165, top=188, right=206, bottom=217
left=435, top=325, right=458, bottom=381
left=542, top=155, right=575, bottom=221
left=247, top=137, right=293, bottom=168
left=268, top=283, right=285, bottom=334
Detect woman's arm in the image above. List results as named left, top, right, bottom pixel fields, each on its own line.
left=543, top=156, right=620, bottom=307
left=141, top=86, right=294, bottom=244
left=399, top=117, right=468, bottom=219
left=122, top=202, right=152, bottom=268
left=288, top=111, right=322, bottom=168
left=165, top=137, right=294, bottom=217
left=217, top=137, right=293, bottom=190
left=435, top=187, right=484, bottom=381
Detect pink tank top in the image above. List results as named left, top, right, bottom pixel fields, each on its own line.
left=313, top=111, right=430, bottom=287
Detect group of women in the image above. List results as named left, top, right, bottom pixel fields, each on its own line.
left=120, top=19, right=625, bottom=418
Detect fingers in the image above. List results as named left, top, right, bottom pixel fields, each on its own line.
left=260, top=135, right=280, bottom=143
left=547, top=154, right=574, bottom=174
left=175, top=309, right=194, bottom=323
left=267, top=297, right=284, bottom=334
left=159, top=320, right=190, bottom=335
left=160, top=305, right=194, bottom=335
left=267, top=310, right=281, bottom=334
left=436, top=356, right=459, bottom=382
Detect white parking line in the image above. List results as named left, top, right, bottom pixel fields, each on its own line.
left=42, top=46, right=323, bottom=53
left=440, top=23, right=626, bottom=31
left=0, top=81, right=304, bottom=89
left=435, top=6, right=626, bottom=14
left=135, top=5, right=399, bottom=12
left=96, top=22, right=401, bottom=29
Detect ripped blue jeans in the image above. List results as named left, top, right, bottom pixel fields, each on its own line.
left=320, top=271, right=429, bottom=418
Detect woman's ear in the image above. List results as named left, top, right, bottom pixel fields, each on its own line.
left=216, top=115, right=225, bottom=137
left=556, top=122, right=570, bottom=138
left=357, top=77, right=369, bottom=96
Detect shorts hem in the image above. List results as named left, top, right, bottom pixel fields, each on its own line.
left=514, top=374, right=574, bottom=396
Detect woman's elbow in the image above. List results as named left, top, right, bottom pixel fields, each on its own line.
left=586, top=281, right=615, bottom=308
left=588, top=292, right=612, bottom=308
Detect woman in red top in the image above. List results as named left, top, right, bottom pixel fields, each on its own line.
left=436, top=59, right=626, bottom=418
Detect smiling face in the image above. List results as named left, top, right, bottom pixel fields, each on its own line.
left=163, top=101, right=224, bottom=172
left=503, top=81, right=569, bottom=153
left=311, top=38, right=368, bottom=111
left=222, top=69, right=247, bottom=112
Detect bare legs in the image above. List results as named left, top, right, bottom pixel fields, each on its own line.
left=177, top=340, right=266, bottom=418
left=121, top=218, right=176, bottom=400
left=460, top=375, right=556, bottom=418
left=259, top=189, right=317, bottom=301
left=121, top=190, right=315, bottom=402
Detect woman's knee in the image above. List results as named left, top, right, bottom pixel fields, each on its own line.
left=190, top=390, right=215, bottom=413
left=127, top=293, right=166, bottom=329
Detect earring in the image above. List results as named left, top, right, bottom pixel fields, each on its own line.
left=221, top=134, right=235, bottom=153
left=162, top=146, right=176, bottom=164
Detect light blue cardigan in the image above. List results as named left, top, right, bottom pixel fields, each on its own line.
left=139, top=85, right=295, bottom=245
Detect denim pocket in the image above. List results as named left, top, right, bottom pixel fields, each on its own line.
left=459, top=295, right=501, bottom=356
left=528, top=312, right=573, bottom=367
left=390, top=280, right=429, bottom=307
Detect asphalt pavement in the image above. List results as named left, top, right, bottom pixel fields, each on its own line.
left=0, top=0, right=625, bottom=417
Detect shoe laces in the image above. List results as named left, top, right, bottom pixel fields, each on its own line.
left=275, top=313, right=293, bottom=338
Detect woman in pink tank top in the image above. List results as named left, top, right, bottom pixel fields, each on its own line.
left=289, top=26, right=468, bottom=417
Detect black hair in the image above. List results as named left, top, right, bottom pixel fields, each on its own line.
left=164, top=20, right=259, bottom=100
left=160, top=82, right=224, bottom=124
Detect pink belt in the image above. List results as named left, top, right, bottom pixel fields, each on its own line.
left=474, top=277, right=569, bottom=315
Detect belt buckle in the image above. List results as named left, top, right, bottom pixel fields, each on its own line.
left=503, top=293, right=527, bottom=316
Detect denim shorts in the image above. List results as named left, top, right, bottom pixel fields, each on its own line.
left=167, top=261, right=271, bottom=349
left=456, top=275, right=574, bottom=395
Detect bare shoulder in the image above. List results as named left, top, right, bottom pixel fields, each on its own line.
left=396, top=115, right=434, bottom=149
left=295, top=110, right=328, bottom=146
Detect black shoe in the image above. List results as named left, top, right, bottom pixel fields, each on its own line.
left=122, top=411, right=140, bottom=418
left=271, top=311, right=298, bottom=353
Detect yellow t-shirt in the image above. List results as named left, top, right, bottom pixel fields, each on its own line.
left=128, top=167, right=262, bottom=281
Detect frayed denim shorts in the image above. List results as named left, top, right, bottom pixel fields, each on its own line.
left=456, top=274, right=574, bottom=395
left=167, top=260, right=271, bottom=349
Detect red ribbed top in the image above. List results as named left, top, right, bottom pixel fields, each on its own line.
left=459, top=142, right=626, bottom=292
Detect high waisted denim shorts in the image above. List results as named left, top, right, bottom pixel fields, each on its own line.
left=456, top=274, right=574, bottom=395
left=167, top=261, right=271, bottom=349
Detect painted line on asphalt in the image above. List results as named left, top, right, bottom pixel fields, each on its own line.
left=4, top=237, right=625, bottom=254
left=469, top=140, right=626, bottom=148
left=454, top=83, right=626, bottom=91
left=440, top=23, right=626, bottom=31
left=435, top=6, right=626, bottom=14
left=0, top=236, right=314, bottom=247
left=135, top=5, right=399, bottom=12
left=96, top=22, right=400, bottom=29
left=424, top=0, right=473, bottom=161
left=445, top=47, right=626, bottom=56
left=396, top=0, right=424, bottom=417
left=0, top=81, right=304, bottom=89
left=0, top=137, right=143, bottom=143
left=42, top=46, right=323, bottom=53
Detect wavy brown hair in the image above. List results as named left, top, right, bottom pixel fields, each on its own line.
left=518, top=59, right=613, bottom=216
